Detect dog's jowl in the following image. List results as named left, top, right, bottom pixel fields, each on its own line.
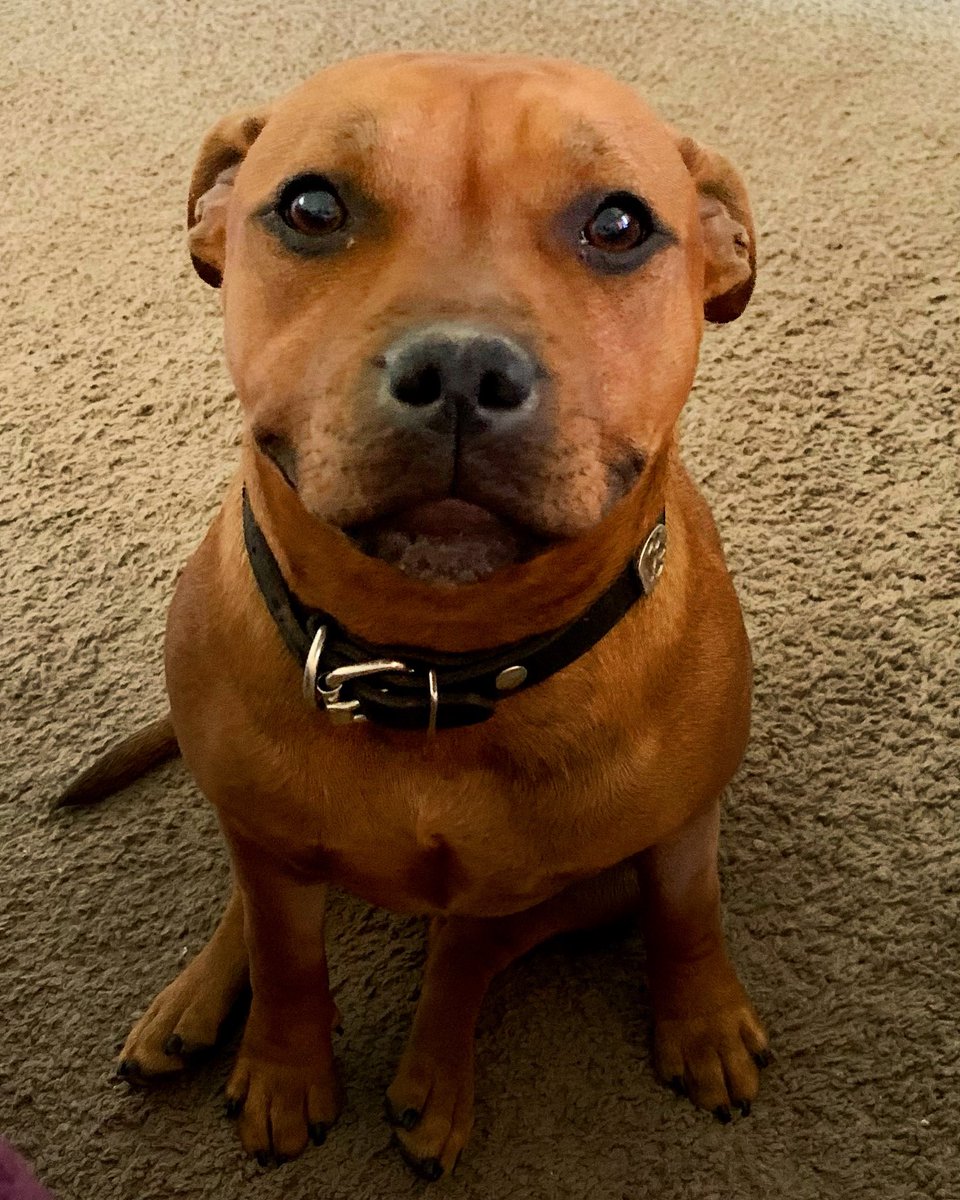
left=63, top=52, right=768, bottom=1178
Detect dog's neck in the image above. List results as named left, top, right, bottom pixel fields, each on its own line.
left=244, top=442, right=673, bottom=654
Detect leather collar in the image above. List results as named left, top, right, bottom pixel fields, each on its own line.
left=242, top=488, right=666, bottom=732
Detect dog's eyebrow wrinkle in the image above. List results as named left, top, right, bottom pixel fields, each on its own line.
left=562, top=119, right=627, bottom=174
left=459, top=85, right=484, bottom=228
left=330, top=108, right=381, bottom=157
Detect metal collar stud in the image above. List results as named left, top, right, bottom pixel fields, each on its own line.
left=635, top=521, right=667, bottom=595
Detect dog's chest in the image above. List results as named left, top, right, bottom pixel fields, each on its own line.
left=323, top=810, right=589, bottom=918
left=295, top=750, right=646, bottom=918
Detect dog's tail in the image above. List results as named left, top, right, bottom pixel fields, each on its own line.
left=55, top=714, right=180, bottom=808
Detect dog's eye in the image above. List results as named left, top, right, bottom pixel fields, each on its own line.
left=278, top=178, right=346, bottom=236
left=581, top=193, right=653, bottom=253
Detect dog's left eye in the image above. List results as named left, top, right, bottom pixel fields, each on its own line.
left=278, top=178, right=347, bottom=236
left=581, top=193, right=653, bottom=253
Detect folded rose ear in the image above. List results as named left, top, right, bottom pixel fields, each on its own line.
left=187, top=107, right=270, bottom=287
left=675, top=135, right=756, bottom=323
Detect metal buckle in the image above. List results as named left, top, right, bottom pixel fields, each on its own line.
left=310, top=654, right=413, bottom=725
left=427, top=669, right=439, bottom=736
left=303, top=633, right=442, bottom=729
left=302, top=625, right=328, bottom=705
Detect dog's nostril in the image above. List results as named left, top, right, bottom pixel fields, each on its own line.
left=392, top=363, right=444, bottom=407
left=477, top=369, right=527, bottom=410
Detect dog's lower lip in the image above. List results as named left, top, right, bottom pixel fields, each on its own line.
left=346, top=499, right=551, bottom=584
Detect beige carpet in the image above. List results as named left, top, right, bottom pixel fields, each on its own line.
left=2, top=1, right=958, bottom=1196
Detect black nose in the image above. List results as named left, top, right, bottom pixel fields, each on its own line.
left=387, top=332, right=539, bottom=416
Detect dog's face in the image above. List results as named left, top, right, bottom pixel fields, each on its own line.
left=189, top=54, right=754, bottom=586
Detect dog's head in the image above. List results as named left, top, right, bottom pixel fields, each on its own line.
left=188, top=54, right=754, bottom=642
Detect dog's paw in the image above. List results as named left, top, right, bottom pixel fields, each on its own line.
left=653, top=999, right=770, bottom=1118
left=225, top=1042, right=342, bottom=1164
left=117, top=962, right=243, bottom=1080
left=385, top=1050, right=475, bottom=1180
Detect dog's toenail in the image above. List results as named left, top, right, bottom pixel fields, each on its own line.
left=394, top=1136, right=445, bottom=1182
left=668, top=1075, right=687, bottom=1097
left=308, top=1122, right=328, bottom=1146
left=274, top=1154, right=290, bottom=1166
left=224, top=1098, right=243, bottom=1119
left=163, top=1034, right=183, bottom=1056
left=752, top=1049, right=772, bottom=1069
left=116, top=1059, right=139, bottom=1080
left=713, top=1105, right=732, bottom=1124
left=738, top=1100, right=752, bottom=1117
left=385, top=1095, right=421, bottom=1130
left=414, top=1157, right=444, bottom=1182
left=255, top=1151, right=270, bottom=1168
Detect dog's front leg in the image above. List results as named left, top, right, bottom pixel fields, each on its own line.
left=386, top=864, right=642, bottom=1179
left=222, top=827, right=342, bottom=1163
left=638, top=800, right=771, bottom=1120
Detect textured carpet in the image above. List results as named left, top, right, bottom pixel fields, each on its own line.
left=2, top=1, right=958, bottom=1197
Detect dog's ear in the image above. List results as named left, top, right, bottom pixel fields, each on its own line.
left=675, top=136, right=756, bottom=323
left=187, top=108, right=270, bottom=287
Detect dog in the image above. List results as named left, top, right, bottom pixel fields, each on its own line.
left=59, top=51, right=769, bottom=1179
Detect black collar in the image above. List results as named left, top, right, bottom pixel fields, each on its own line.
left=242, top=489, right=666, bottom=733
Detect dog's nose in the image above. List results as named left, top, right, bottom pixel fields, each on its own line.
left=386, top=331, right=539, bottom=417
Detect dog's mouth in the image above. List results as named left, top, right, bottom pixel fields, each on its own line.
left=347, top=499, right=552, bottom=585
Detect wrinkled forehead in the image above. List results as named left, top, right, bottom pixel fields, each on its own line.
left=237, top=56, right=693, bottom=219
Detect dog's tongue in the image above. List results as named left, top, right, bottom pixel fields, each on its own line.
left=357, top=500, right=527, bottom=584
left=389, top=499, right=507, bottom=539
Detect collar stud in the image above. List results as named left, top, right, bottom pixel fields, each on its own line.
left=495, top=665, right=528, bottom=691
left=635, top=522, right=667, bottom=594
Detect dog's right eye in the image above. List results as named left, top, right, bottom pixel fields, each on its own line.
left=277, top=178, right=347, bottom=236
left=582, top=193, right=653, bottom=253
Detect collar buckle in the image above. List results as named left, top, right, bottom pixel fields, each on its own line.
left=303, top=628, right=413, bottom=724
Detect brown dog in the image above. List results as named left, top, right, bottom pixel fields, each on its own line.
left=61, top=52, right=769, bottom=1179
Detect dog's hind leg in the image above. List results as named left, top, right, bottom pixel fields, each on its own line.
left=117, top=884, right=248, bottom=1078
left=386, top=862, right=642, bottom=1180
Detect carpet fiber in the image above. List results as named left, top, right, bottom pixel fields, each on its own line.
left=2, top=1, right=958, bottom=1197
